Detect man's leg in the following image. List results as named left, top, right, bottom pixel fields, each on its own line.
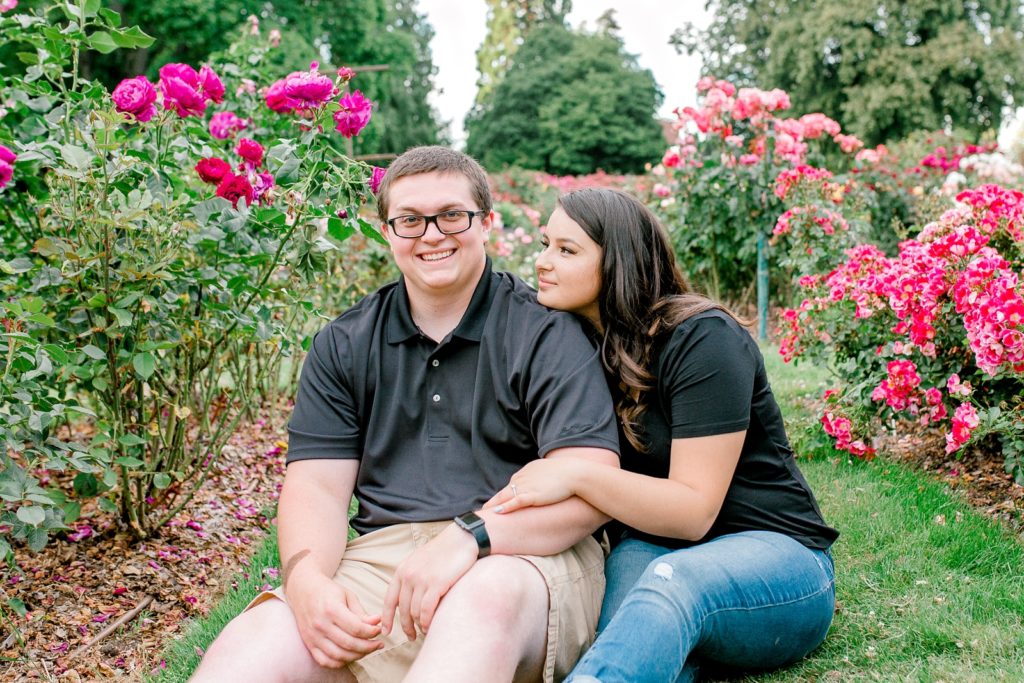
left=405, top=555, right=550, bottom=683
left=191, top=597, right=355, bottom=683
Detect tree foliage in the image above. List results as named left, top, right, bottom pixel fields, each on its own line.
left=474, top=0, right=572, bottom=103
left=675, top=0, right=1024, bottom=145
left=466, top=22, right=665, bottom=175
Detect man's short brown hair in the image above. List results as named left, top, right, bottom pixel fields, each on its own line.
left=375, top=146, right=492, bottom=222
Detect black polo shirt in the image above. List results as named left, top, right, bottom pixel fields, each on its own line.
left=287, top=260, right=620, bottom=535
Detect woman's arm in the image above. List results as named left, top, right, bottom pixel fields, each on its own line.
left=487, top=430, right=744, bottom=542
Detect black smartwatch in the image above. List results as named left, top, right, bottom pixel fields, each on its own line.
left=453, top=511, right=491, bottom=558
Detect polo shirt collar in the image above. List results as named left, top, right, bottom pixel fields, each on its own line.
left=386, top=258, right=496, bottom=344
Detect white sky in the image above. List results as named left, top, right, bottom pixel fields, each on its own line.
left=418, top=0, right=710, bottom=146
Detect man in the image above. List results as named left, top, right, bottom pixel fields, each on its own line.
left=193, top=146, right=620, bottom=682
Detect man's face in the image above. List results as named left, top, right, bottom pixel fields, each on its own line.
left=382, top=171, right=491, bottom=301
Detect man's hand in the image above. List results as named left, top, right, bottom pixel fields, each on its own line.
left=287, top=565, right=384, bottom=668
left=381, top=524, right=478, bottom=641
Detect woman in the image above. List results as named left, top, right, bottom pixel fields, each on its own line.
left=486, top=188, right=838, bottom=682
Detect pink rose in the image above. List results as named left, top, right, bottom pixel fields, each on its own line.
left=195, top=157, right=231, bottom=184
left=337, top=67, right=356, bottom=82
left=253, top=172, right=275, bottom=205
left=282, top=63, right=336, bottom=110
left=264, top=80, right=299, bottom=113
left=0, top=0, right=17, bottom=12
left=209, top=111, right=247, bottom=140
left=111, top=76, right=158, bottom=122
left=369, top=166, right=386, bottom=194
left=0, top=144, right=15, bottom=189
left=216, top=173, right=255, bottom=208
left=234, top=138, right=264, bottom=167
left=199, top=65, right=225, bottom=104
left=333, top=90, right=373, bottom=138
left=159, top=63, right=207, bottom=118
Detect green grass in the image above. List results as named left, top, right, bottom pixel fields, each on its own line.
left=152, top=347, right=1024, bottom=682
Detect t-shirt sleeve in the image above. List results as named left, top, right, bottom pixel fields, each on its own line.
left=286, top=324, right=362, bottom=462
left=661, top=314, right=756, bottom=439
left=523, top=314, right=621, bottom=457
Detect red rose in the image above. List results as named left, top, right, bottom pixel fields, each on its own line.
left=215, top=173, right=255, bottom=208
left=195, top=157, right=231, bottom=184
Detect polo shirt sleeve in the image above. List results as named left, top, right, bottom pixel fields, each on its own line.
left=286, top=324, right=362, bottom=463
left=523, top=315, right=621, bottom=457
left=662, top=314, right=755, bottom=439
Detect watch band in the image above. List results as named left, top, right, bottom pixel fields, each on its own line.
left=453, top=511, right=491, bottom=558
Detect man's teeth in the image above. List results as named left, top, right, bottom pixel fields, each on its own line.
left=422, top=250, right=454, bottom=261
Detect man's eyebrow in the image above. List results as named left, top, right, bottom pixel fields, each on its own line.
left=392, top=202, right=467, bottom=214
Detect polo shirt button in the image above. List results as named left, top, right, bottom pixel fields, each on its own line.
left=432, top=394, right=441, bottom=402
left=432, top=359, right=439, bottom=367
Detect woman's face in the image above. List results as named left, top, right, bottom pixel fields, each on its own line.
left=535, top=207, right=603, bottom=326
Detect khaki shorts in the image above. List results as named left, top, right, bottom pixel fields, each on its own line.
left=246, top=521, right=606, bottom=682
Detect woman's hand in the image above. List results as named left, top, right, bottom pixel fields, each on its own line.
left=483, top=457, right=585, bottom=513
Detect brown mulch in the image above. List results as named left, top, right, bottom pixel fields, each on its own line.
left=0, top=409, right=289, bottom=682
left=2, top=410, right=1023, bottom=682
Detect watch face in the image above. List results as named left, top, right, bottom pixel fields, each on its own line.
left=458, top=512, right=483, bottom=529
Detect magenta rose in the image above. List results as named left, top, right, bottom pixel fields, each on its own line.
left=333, top=90, right=373, bottom=138
left=253, top=172, right=275, bottom=205
left=195, top=157, right=231, bottom=184
left=111, top=76, right=158, bottom=122
left=234, top=138, right=264, bottom=167
left=0, top=161, right=12, bottom=189
left=209, top=111, right=247, bottom=140
left=282, top=63, right=336, bottom=110
left=159, top=63, right=206, bottom=118
left=215, top=173, right=255, bottom=208
left=0, top=144, right=15, bottom=190
left=369, top=166, right=386, bottom=194
left=199, top=65, right=225, bottom=104
left=264, top=80, right=299, bottom=113
left=0, top=0, right=17, bottom=13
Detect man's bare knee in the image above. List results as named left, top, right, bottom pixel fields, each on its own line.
left=192, top=598, right=353, bottom=683
left=443, top=556, right=549, bottom=625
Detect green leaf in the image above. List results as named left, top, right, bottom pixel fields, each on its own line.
left=153, top=473, right=171, bottom=489
left=60, top=144, right=93, bottom=170
left=358, top=219, right=388, bottom=246
left=73, top=472, right=100, bottom=497
left=86, top=293, right=108, bottom=309
left=112, top=26, right=156, bottom=49
left=42, top=344, right=69, bottom=364
left=81, top=344, right=106, bottom=360
left=63, top=501, right=81, bottom=524
left=118, top=433, right=148, bottom=446
left=101, top=469, right=118, bottom=488
left=27, top=312, right=54, bottom=327
left=328, top=217, right=356, bottom=242
left=98, top=8, right=121, bottom=26
left=115, top=456, right=144, bottom=468
left=8, top=598, right=27, bottom=618
left=98, top=496, right=117, bottom=514
left=16, top=506, right=46, bottom=526
left=86, top=31, right=119, bottom=54
left=83, top=0, right=102, bottom=17
left=27, top=528, right=48, bottom=552
left=108, top=306, right=133, bottom=328
left=132, top=352, right=156, bottom=380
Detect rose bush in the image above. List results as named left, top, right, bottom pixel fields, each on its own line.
left=0, top=0, right=385, bottom=561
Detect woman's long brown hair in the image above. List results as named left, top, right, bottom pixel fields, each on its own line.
left=557, top=187, right=740, bottom=452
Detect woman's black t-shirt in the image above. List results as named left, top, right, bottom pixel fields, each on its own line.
left=612, top=310, right=838, bottom=551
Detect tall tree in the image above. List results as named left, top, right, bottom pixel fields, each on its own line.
left=675, top=0, right=1024, bottom=145
left=466, top=21, right=665, bottom=175
left=474, top=0, right=572, bottom=103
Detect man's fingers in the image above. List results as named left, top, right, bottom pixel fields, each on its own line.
left=418, top=586, right=443, bottom=634
left=397, top=580, right=418, bottom=641
left=380, top=581, right=400, bottom=635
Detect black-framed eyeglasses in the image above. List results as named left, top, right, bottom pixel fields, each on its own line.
left=386, top=210, right=487, bottom=238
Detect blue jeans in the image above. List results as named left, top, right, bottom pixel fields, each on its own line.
left=567, top=530, right=835, bottom=683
